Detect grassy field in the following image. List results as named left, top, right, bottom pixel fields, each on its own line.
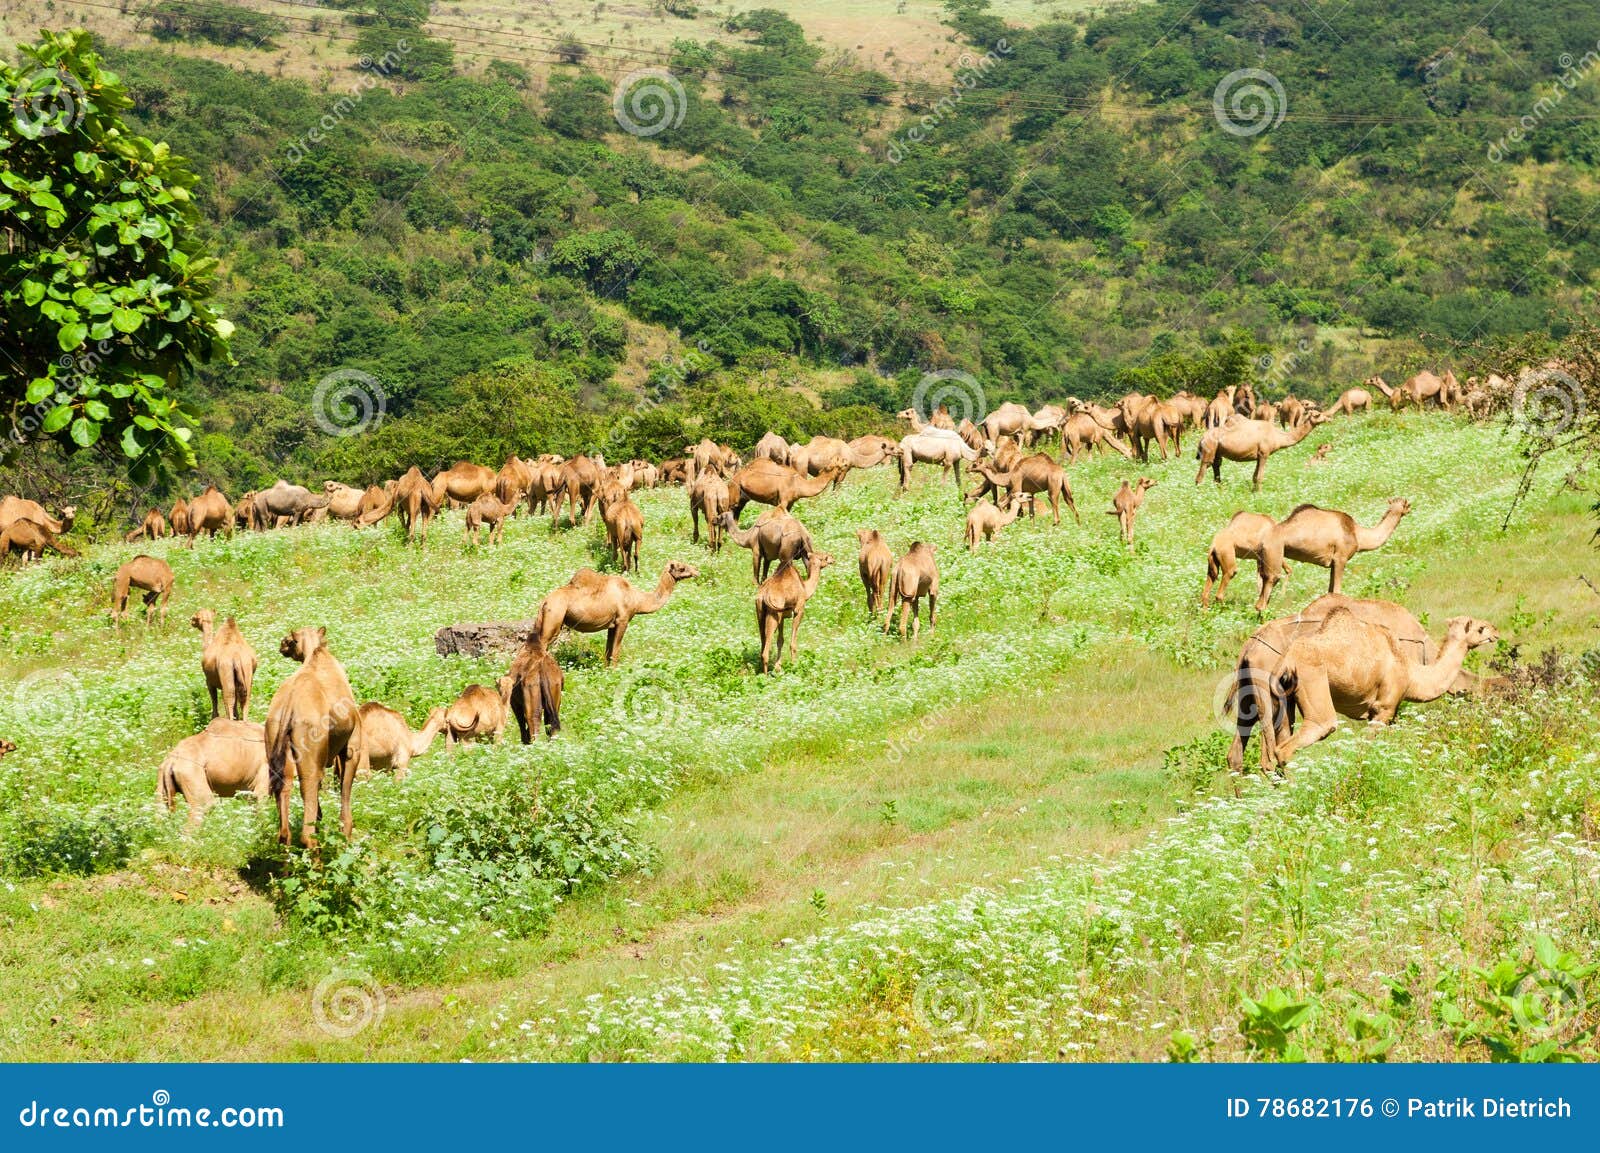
left=0, top=411, right=1596, bottom=1060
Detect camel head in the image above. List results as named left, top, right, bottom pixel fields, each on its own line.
left=1446, top=616, right=1500, bottom=651
left=1137, top=477, right=1157, bottom=492
left=894, top=408, right=920, bottom=425
left=665, top=561, right=700, bottom=582
left=0, top=738, right=14, bottom=759
left=280, top=626, right=327, bottom=663
left=810, top=551, right=836, bottom=572
left=58, top=505, right=76, bottom=530
left=190, top=609, right=216, bottom=633
left=856, top=528, right=882, bottom=546
left=1386, top=497, right=1413, bottom=519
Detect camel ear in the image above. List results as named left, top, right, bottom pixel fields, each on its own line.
left=317, top=626, right=327, bottom=641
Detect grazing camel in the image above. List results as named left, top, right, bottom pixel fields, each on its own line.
left=689, top=470, right=730, bottom=550
left=321, top=482, right=368, bottom=521
left=1167, top=392, right=1208, bottom=429
left=789, top=434, right=899, bottom=483
left=192, top=609, right=257, bottom=721
left=755, top=553, right=834, bottom=673
left=233, top=494, right=255, bottom=532
left=1385, top=370, right=1450, bottom=411
left=726, top=459, right=841, bottom=516
left=392, top=466, right=439, bottom=543
left=687, top=439, right=739, bottom=482
left=965, top=492, right=1027, bottom=550
left=495, top=455, right=534, bottom=508
left=1205, top=387, right=1238, bottom=429
left=1061, top=407, right=1133, bottom=462
left=722, top=509, right=813, bottom=582
left=169, top=497, right=191, bottom=537
left=1007, top=452, right=1079, bottom=525
left=856, top=528, right=893, bottom=616
left=885, top=542, right=939, bottom=639
left=352, top=484, right=394, bottom=527
left=626, top=460, right=659, bottom=490
left=1194, top=412, right=1330, bottom=490
left=1333, top=387, right=1372, bottom=416
left=250, top=481, right=331, bottom=529
left=598, top=484, right=643, bottom=572
left=1262, top=611, right=1498, bottom=770
left=359, top=704, right=447, bottom=779
left=431, top=461, right=498, bottom=508
left=753, top=431, right=791, bottom=465
left=1254, top=498, right=1411, bottom=612
left=1108, top=477, right=1156, bottom=546
left=522, top=457, right=564, bottom=514
left=156, top=719, right=269, bottom=831
left=112, top=556, right=175, bottom=625
left=264, top=627, right=365, bottom=851
left=1277, top=396, right=1308, bottom=427
left=551, top=455, right=605, bottom=527
left=1202, top=511, right=1281, bottom=607
left=657, top=458, right=688, bottom=486
left=0, top=518, right=78, bottom=563
left=125, top=508, right=169, bottom=542
left=185, top=487, right=232, bottom=545
left=533, top=561, right=698, bottom=664
left=444, top=684, right=508, bottom=748
left=979, top=402, right=1048, bottom=446
left=464, top=491, right=516, bottom=547
left=0, top=497, right=74, bottom=537
left=1118, top=395, right=1185, bottom=461
left=501, top=634, right=563, bottom=743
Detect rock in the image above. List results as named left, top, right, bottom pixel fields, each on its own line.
left=433, top=620, right=538, bottom=659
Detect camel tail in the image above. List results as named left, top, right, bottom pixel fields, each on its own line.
left=540, top=662, right=562, bottom=737
left=267, top=712, right=294, bottom=795
left=1261, top=661, right=1295, bottom=768
left=157, top=754, right=180, bottom=810
left=1206, top=547, right=1222, bottom=584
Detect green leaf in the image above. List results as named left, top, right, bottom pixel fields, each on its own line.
left=84, top=400, right=110, bottom=421
left=22, top=280, right=46, bottom=306
left=41, top=405, right=73, bottom=434
left=25, top=378, right=55, bottom=405
left=121, top=425, right=144, bottom=458
left=111, top=308, right=144, bottom=334
left=69, top=417, right=100, bottom=447
left=57, top=323, right=88, bottom=351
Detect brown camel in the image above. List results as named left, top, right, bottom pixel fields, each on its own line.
left=352, top=484, right=394, bottom=527
left=1118, top=395, right=1185, bottom=461
left=1205, top=387, right=1238, bottom=429
left=495, top=455, right=534, bottom=508
left=0, top=518, right=78, bottom=563
left=359, top=704, right=447, bottom=779
left=1333, top=387, right=1372, bottom=416
left=1254, top=498, right=1412, bottom=612
left=1254, top=401, right=1280, bottom=425
left=1108, top=477, right=1156, bottom=546
left=1278, top=396, right=1308, bottom=427
left=0, top=497, right=74, bottom=536
left=192, top=609, right=257, bottom=720
left=169, top=497, right=191, bottom=537
left=264, top=627, right=365, bottom=851
left=1202, top=511, right=1280, bottom=607
left=857, top=528, right=893, bottom=616
left=233, top=494, right=255, bottom=532
left=965, top=492, right=1027, bottom=549
left=1386, top=370, right=1451, bottom=411
left=431, top=461, right=498, bottom=508
left=980, top=402, right=1048, bottom=446
left=125, top=508, right=169, bottom=542
left=392, top=466, right=439, bottom=543
left=1167, top=391, right=1208, bottom=429
left=522, top=457, right=564, bottom=514
left=321, top=482, right=368, bottom=521
left=444, top=684, right=508, bottom=748
left=627, top=460, right=659, bottom=490
left=789, top=434, right=897, bottom=484
left=689, top=470, right=730, bottom=551
left=551, top=455, right=605, bottom=527
left=753, top=431, right=791, bottom=465
left=1007, top=452, right=1079, bottom=525
left=533, top=561, right=698, bottom=664
left=726, top=459, right=841, bottom=516
left=501, top=634, right=563, bottom=743
left=884, top=542, right=939, bottom=639
left=1306, top=443, right=1332, bottom=465
left=185, top=486, right=232, bottom=545
left=1194, top=412, right=1330, bottom=490
left=465, top=492, right=516, bottom=547
left=755, top=553, right=834, bottom=673
left=722, top=508, right=813, bottom=582
left=1061, top=408, right=1133, bottom=462
left=1263, top=611, right=1498, bottom=769
left=156, top=718, right=269, bottom=831
left=686, top=439, right=739, bottom=483
left=657, top=458, right=689, bottom=485
left=250, top=480, right=331, bottom=529
left=1234, top=383, right=1258, bottom=417
left=112, top=556, right=175, bottom=625
left=598, top=483, right=643, bottom=572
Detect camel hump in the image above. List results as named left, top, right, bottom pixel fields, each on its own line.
left=1285, top=503, right=1326, bottom=518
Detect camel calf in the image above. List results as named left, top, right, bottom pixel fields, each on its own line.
left=445, top=683, right=509, bottom=748
left=1107, top=478, right=1155, bottom=546
left=756, top=553, right=834, bottom=673
left=464, top=492, right=515, bottom=547
left=965, top=493, right=1027, bottom=550
left=885, top=542, right=939, bottom=640
left=125, top=508, right=169, bottom=543
left=112, top=556, right=175, bottom=624
left=1203, top=511, right=1279, bottom=607
left=157, top=719, right=269, bottom=830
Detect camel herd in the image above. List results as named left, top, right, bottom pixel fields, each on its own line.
left=0, top=362, right=1530, bottom=848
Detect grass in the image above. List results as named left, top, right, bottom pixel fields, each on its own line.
left=0, top=411, right=1594, bottom=1060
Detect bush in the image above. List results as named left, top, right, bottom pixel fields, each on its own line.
left=2, top=808, right=150, bottom=877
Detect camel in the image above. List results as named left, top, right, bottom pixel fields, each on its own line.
left=686, top=439, right=739, bottom=483
left=233, top=494, right=255, bottom=532
left=657, top=458, right=688, bottom=485
left=1234, top=383, right=1258, bottom=417
left=1262, top=611, right=1498, bottom=769
left=1025, top=404, right=1069, bottom=447
left=0, top=738, right=13, bottom=759
left=352, top=485, right=394, bottom=527
left=956, top=418, right=987, bottom=455
left=1254, top=401, right=1280, bottom=425
left=1118, top=395, right=1184, bottom=461
left=856, top=528, right=893, bottom=616
left=192, top=609, right=257, bottom=721
left=978, top=402, right=1046, bottom=446
left=0, top=497, right=74, bottom=536
left=1306, top=444, right=1332, bottom=465
left=755, top=553, right=834, bottom=673
left=884, top=541, right=938, bottom=639
left=689, top=470, right=730, bottom=551
left=551, top=455, right=604, bottom=527
left=896, top=428, right=978, bottom=494
left=789, top=434, right=898, bottom=483
left=250, top=481, right=330, bottom=529
left=264, top=626, right=365, bottom=851
left=321, top=482, right=370, bottom=521
left=169, top=497, right=191, bottom=537
left=185, top=487, right=232, bottom=545
left=0, top=518, right=78, bottom=563
left=965, top=492, right=1027, bottom=549
left=1333, top=387, right=1372, bottom=416
left=1254, top=498, right=1411, bottom=612
left=1205, top=387, right=1238, bottom=429
left=1006, top=452, right=1079, bottom=525
left=598, top=483, right=643, bottom=572
left=443, top=684, right=508, bottom=748
left=1194, top=411, right=1330, bottom=490
left=392, top=466, right=439, bottom=543
left=1167, top=391, right=1208, bottom=429
left=753, top=431, right=791, bottom=465
left=359, top=704, right=447, bottom=779
left=156, top=718, right=269, bottom=831
left=464, top=491, right=516, bottom=547
left=1388, top=370, right=1451, bottom=411
left=1108, top=477, right=1156, bottom=546
left=533, top=561, right=698, bottom=664
left=1061, top=409, right=1133, bottom=462
left=500, top=634, right=563, bottom=743
left=1278, top=396, right=1309, bottom=427
left=1202, top=511, right=1281, bottom=607
left=626, top=460, right=659, bottom=490
left=125, top=508, right=169, bottom=542
left=722, top=508, right=812, bottom=582
left=112, top=556, right=174, bottom=625
left=726, top=459, right=841, bottom=516
left=431, top=461, right=498, bottom=508
left=495, top=455, right=534, bottom=508
left=522, top=457, right=564, bottom=514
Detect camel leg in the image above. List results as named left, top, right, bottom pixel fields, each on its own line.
left=607, top=620, right=629, bottom=665
left=338, top=750, right=357, bottom=840
left=927, top=591, right=936, bottom=632
left=758, top=607, right=774, bottom=673
left=1048, top=488, right=1060, bottom=526
left=1195, top=450, right=1209, bottom=486
left=910, top=597, right=922, bottom=640
left=1251, top=454, right=1267, bottom=492
left=1327, top=556, right=1346, bottom=594
left=208, top=681, right=221, bottom=719
left=789, top=605, right=805, bottom=665
left=275, top=760, right=293, bottom=847
left=1064, top=484, right=1079, bottom=525
left=299, top=763, right=321, bottom=852
left=1253, top=553, right=1280, bottom=614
